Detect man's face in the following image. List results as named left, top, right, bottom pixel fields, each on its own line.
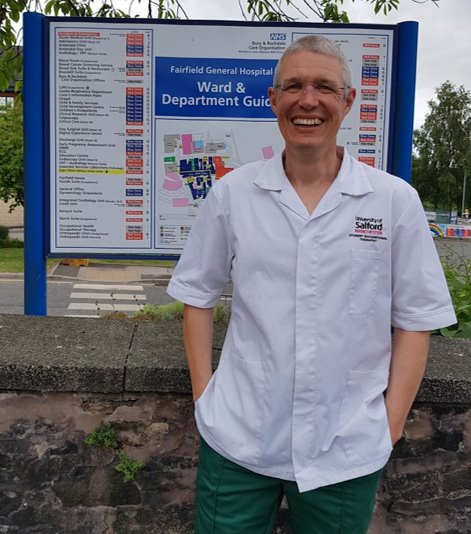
left=268, top=51, right=356, bottom=154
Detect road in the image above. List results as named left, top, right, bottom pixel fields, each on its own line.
left=0, top=278, right=175, bottom=317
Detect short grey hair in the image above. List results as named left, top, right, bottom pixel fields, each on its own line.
left=273, top=34, right=353, bottom=90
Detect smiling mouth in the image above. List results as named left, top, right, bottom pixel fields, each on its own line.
left=292, top=117, right=324, bottom=126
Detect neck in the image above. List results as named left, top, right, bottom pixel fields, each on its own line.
left=283, top=146, right=343, bottom=188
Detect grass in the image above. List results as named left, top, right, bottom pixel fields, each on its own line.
left=0, top=248, right=176, bottom=273
left=0, top=248, right=28, bottom=272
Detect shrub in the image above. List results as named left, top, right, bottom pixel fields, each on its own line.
left=0, top=225, right=8, bottom=245
left=2, top=237, right=23, bottom=248
left=436, top=248, right=471, bottom=338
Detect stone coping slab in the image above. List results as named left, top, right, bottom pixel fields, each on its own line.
left=0, top=315, right=133, bottom=393
left=0, top=314, right=470, bottom=403
left=418, top=336, right=471, bottom=403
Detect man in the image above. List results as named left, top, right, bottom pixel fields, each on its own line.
left=167, top=35, right=456, bottom=533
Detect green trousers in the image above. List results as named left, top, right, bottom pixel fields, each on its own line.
left=195, top=438, right=382, bottom=534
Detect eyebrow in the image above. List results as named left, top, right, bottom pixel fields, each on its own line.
left=280, top=76, right=338, bottom=84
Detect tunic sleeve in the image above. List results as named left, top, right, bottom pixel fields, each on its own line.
left=166, top=188, right=233, bottom=308
left=391, top=189, right=457, bottom=331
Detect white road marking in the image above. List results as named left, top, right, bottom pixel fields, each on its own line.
left=64, top=314, right=101, bottom=319
left=73, top=283, right=144, bottom=291
left=70, top=292, right=146, bottom=301
left=67, top=303, right=144, bottom=312
left=67, top=282, right=148, bottom=317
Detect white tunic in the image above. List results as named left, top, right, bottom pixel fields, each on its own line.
left=167, top=150, right=456, bottom=492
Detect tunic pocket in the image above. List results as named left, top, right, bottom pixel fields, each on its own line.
left=348, top=249, right=383, bottom=315
left=338, top=369, right=392, bottom=464
left=195, top=355, right=267, bottom=465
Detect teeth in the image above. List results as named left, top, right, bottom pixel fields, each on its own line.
left=293, top=117, right=323, bottom=126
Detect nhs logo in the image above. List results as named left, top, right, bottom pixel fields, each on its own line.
left=270, top=33, right=286, bottom=41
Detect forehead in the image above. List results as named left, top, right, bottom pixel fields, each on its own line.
left=277, top=51, right=343, bottom=82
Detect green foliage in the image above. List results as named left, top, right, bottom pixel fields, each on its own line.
left=213, top=302, right=232, bottom=324
left=0, top=0, right=27, bottom=90
left=0, top=247, right=24, bottom=272
left=413, top=82, right=471, bottom=211
left=1, top=238, right=23, bottom=248
left=134, top=301, right=184, bottom=320
left=436, top=251, right=471, bottom=338
left=0, top=226, right=21, bottom=247
left=133, top=301, right=231, bottom=324
left=0, top=225, right=8, bottom=243
left=244, top=0, right=402, bottom=22
left=85, top=424, right=118, bottom=449
left=85, top=425, right=146, bottom=484
left=0, top=101, right=23, bottom=210
left=115, top=453, right=145, bottom=483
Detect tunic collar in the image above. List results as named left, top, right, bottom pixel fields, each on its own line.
left=253, top=148, right=374, bottom=197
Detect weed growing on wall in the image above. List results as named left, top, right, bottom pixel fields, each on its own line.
left=84, top=424, right=117, bottom=448
left=115, top=453, right=145, bottom=483
left=84, top=423, right=145, bottom=484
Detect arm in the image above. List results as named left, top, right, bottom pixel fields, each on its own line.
left=183, top=304, right=214, bottom=402
left=385, top=328, right=430, bottom=445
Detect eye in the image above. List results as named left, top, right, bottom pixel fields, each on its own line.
left=283, top=82, right=303, bottom=93
left=316, top=83, right=336, bottom=94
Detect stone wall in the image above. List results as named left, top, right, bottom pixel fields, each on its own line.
left=0, top=315, right=470, bottom=533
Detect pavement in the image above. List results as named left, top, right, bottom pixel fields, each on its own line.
left=0, top=261, right=175, bottom=285
left=48, top=261, right=175, bottom=285
left=1, top=227, right=175, bottom=284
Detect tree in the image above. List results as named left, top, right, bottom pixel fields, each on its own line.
left=0, top=0, right=438, bottom=90
left=0, top=100, right=23, bottom=210
left=413, top=81, right=471, bottom=212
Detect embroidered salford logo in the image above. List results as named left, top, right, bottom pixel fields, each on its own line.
left=349, top=217, right=388, bottom=242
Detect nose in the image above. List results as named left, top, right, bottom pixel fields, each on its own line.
left=298, top=84, right=320, bottom=108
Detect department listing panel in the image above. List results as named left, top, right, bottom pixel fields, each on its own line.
left=50, top=25, right=153, bottom=251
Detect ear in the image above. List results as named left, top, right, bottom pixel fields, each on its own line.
left=268, top=86, right=279, bottom=117
left=343, top=87, right=356, bottom=117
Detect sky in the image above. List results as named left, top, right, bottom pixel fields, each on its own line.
left=129, top=0, right=470, bottom=129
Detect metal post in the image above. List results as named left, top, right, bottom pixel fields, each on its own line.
left=391, top=21, right=419, bottom=183
left=23, top=12, right=47, bottom=315
left=462, top=171, right=467, bottom=217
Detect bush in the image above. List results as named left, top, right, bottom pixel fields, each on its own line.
left=0, top=226, right=23, bottom=248
left=2, top=238, right=23, bottom=248
left=0, top=225, right=8, bottom=245
left=437, top=252, right=471, bottom=338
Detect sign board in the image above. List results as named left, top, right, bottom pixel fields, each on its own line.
left=47, top=20, right=397, bottom=256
